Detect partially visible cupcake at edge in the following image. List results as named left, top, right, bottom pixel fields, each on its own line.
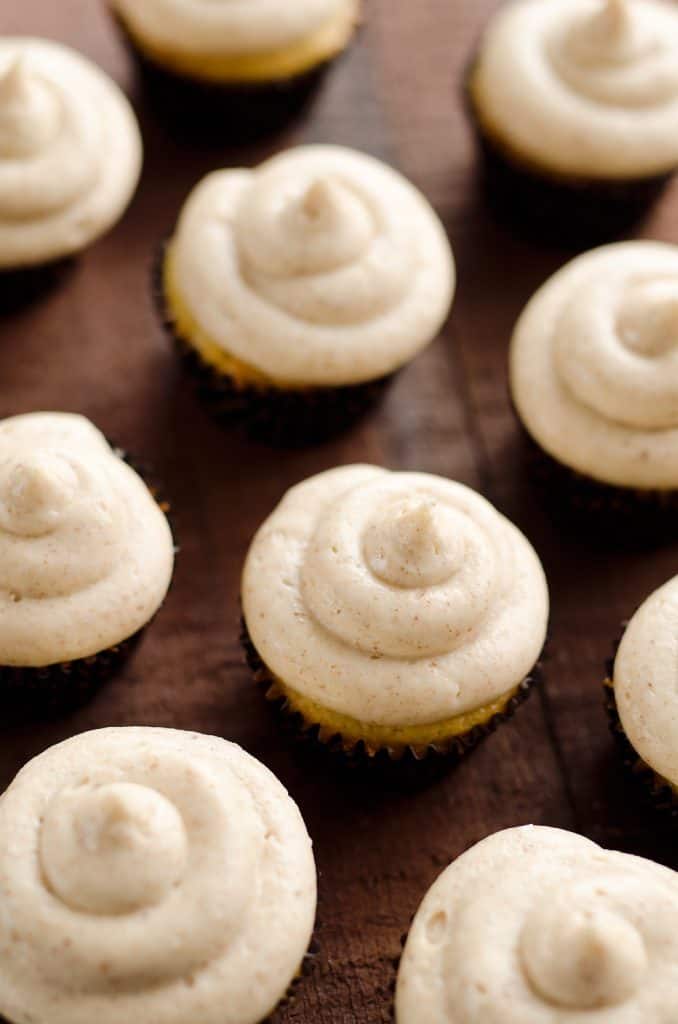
left=156, top=145, right=456, bottom=446
left=467, top=0, right=678, bottom=242
left=109, top=0, right=361, bottom=136
left=0, top=38, right=141, bottom=304
left=0, top=413, right=174, bottom=718
left=605, top=574, right=678, bottom=816
left=241, top=465, right=549, bottom=768
left=0, top=727, right=317, bottom=1024
left=510, top=241, right=678, bottom=539
left=396, top=825, right=678, bottom=1022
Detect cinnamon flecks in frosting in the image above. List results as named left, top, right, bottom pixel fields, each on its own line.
left=242, top=465, right=548, bottom=726
left=396, top=825, right=678, bottom=1023
left=164, top=145, right=455, bottom=387
left=510, top=242, right=678, bottom=489
left=0, top=38, right=141, bottom=269
left=470, top=0, right=678, bottom=179
left=0, top=413, right=174, bottom=666
left=0, top=727, right=317, bottom=1024
left=109, top=0, right=360, bottom=83
left=613, top=574, right=678, bottom=788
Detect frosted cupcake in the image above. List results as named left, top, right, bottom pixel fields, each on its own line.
left=468, top=0, right=678, bottom=242
left=396, top=824, right=678, bottom=1022
left=242, top=465, right=548, bottom=767
left=158, top=145, right=455, bottom=446
left=109, top=0, right=360, bottom=137
left=0, top=413, right=174, bottom=718
left=0, top=39, right=141, bottom=305
left=0, top=727, right=317, bottom=1024
left=510, top=241, right=678, bottom=539
left=605, top=574, right=678, bottom=817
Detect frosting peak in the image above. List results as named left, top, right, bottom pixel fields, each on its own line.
left=0, top=453, right=77, bottom=536
left=41, top=782, right=188, bottom=915
left=618, top=280, right=678, bottom=358
left=363, top=498, right=463, bottom=589
left=521, top=884, right=647, bottom=1009
left=0, top=57, right=60, bottom=159
left=564, top=0, right=643, bottom=67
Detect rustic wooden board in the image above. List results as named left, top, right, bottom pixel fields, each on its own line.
left=1, top=3, right=677, bottom=1021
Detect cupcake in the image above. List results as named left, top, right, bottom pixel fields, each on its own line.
left=0, top=38, right=141, bottom=308
left=109, top=0, right=360, bottom=138
left=0, top=412, right=174, bottom=718
left=605, top=574, right=678, bottom=816
left=467, top=0, right=678, bottom=243
left=157, top=145, right=456, bottom=446
left=396, top=824, right=678, bottom=1022
left=241, top=465, right=549, bottom=767
left=0, top=726, right=317, bottom=1024
left=510, top=241, right=678, bottom=539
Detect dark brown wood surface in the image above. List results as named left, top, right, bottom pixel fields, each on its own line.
left=1, top=3, right=677, bottom=1021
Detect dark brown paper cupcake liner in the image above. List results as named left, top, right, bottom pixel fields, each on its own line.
left=114, top=14, right=336, bottom=142
left=152, top=245, right=394, bottom=447
left=519, top=425, right=678, bottom=546
left=465, top=75, right=672, bottom=246
left=241, top=616, right=542, bottom=783
left=0, top=449, right=173, bottom=724
left=605, top=622, right=678, bottom=819
left=0, top=629, right=145, bottom=725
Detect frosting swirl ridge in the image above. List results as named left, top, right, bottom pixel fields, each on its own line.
left=0, top=39, right=141, bottom=268
left=0, top=728, right=316, bottom=1024
left=167, top=146, right=455, bottom=386
left=242, top=466, right=548, bottom=726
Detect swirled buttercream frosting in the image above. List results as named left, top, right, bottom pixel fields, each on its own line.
left=471, top=0, right=678, bottom=179
left=242, top=465, right=548, bottom=726
left=165, top=145, right=455, bottom=386
left=0, top=412, right=174, bottom=666
left=510, top=241, right=678, bottom=489
left=0, top=38, right=141, bottom=269
left=0, top=727, right=316, bottom=1024
left=396, top=825, right=678, bottom=1023
left=613, top=574, right=678, bottom=787
left=110, top=0, right=359, bottom=78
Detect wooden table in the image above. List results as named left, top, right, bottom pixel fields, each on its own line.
left=2, top=3, right=677, bottom=1021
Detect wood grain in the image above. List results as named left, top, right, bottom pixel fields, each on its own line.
left=1, top=2, right=677, bottom=1020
